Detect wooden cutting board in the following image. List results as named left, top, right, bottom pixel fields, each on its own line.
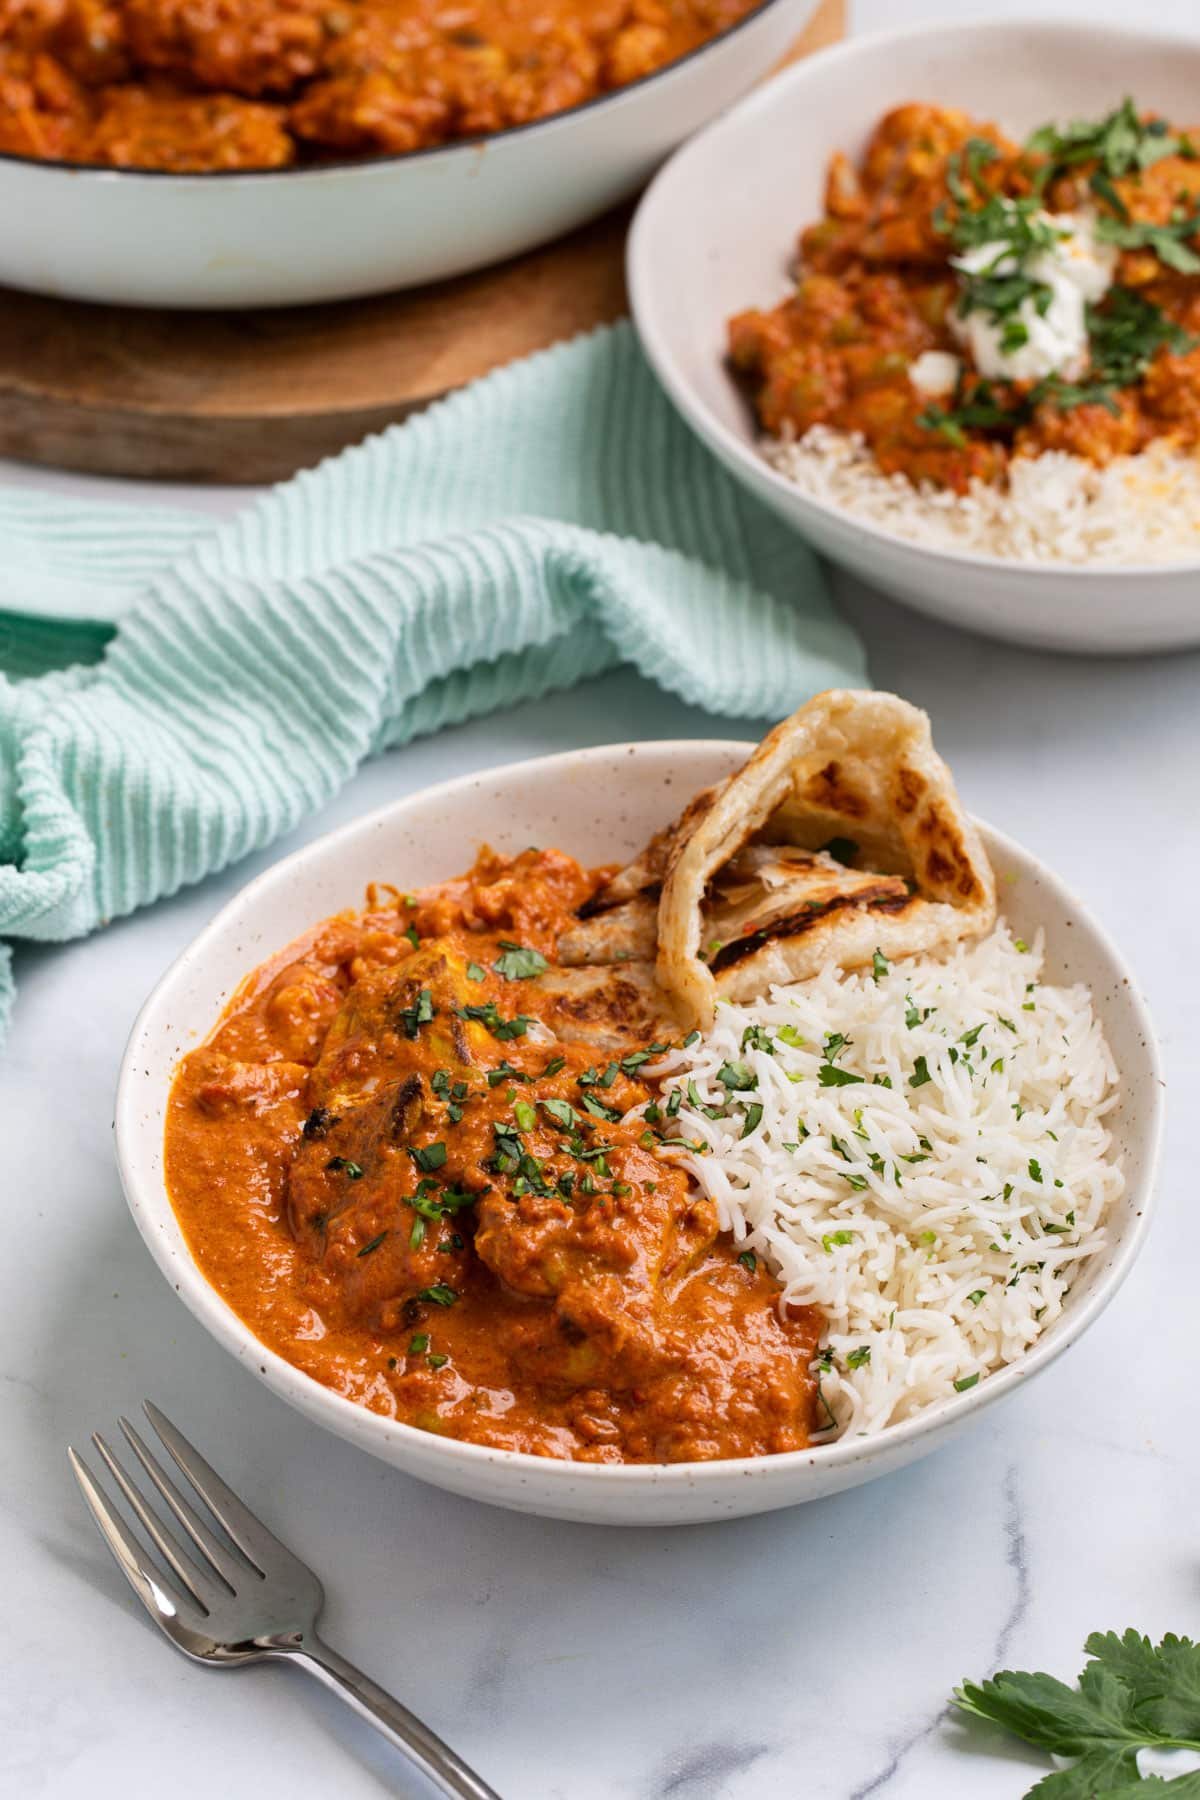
left=0, top=0, right=843, bottom=485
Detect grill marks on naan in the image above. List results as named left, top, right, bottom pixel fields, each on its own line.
left=555, top=691, right=996, bottom=1030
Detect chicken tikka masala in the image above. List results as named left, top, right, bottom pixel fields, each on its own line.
left=165, top=693, right=999, bottom=1466
left=166, top=848, right=823, bottom=1463
left=0, top=0, right=762, bottom=170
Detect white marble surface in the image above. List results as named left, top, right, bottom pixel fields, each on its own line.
left=2, top=7, right=1197, bottom=1796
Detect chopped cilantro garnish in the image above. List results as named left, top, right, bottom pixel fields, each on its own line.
left=540, top=1097, right=577, bottom=1129
left=819, top=1064, right=865, bottom=1088
left=397, top=988, right=435, bottom=1039
left=580, top=1093, right=622, bottom=1123
left=872, top=949, right=890, bottom=981
left=737, top=1250, right=757, bottom=1273
left=357, top=1231, right=387, bottom=1258
left=466, top=961, right=486, bottom=982
left=846, top=1346, right=871, bottom=1370
left=953, top=1373, right=980, bottom=1393
left=740, top=1102, right=764, bottom=1138
left=408, top=1332, right=429, bottom=1354
left=717, top=1060, right=756, bottom=1091
left=410, top=1142, right=447, bottom=1173
left=822, top=1230, right=856, bottom=1252
left=909, top=1056, right=933, bottom=1089
left=494, top=944, right=548, bottom=981
left=486, top=1060, right=527, bottom=1088
left=457, top=1001, right=530, bottom=1041
left=415, top=1284, right=457, bottom=1307
left=514, top=1099, right=537, bottom=1132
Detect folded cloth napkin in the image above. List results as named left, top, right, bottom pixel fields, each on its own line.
left=0, top=321, right=866, bottom=1039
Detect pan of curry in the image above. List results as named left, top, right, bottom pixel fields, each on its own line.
left=0, top=0, right=818, bottom=306
left=118, top=699, right=1160, bottom=1524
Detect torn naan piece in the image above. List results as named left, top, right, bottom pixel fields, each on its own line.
left=656, top=690, right=996, bottom=1027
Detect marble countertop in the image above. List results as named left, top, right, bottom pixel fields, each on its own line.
left=2, top=7, right=1196, bottom=1794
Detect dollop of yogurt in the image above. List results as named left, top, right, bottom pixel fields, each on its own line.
left=909, top=349, right=962, bottom=396
left=951, top=208, right=1117, bottom=383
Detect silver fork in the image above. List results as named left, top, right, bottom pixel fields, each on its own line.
left=69, top=1400, right=501, bottom=1800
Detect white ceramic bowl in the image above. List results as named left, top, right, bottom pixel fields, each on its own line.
left=115, top=742, right=1162, bottom=1525
left=628, top=19, right=1200, bottom=654
left=0, top=0, right=813, bottom=309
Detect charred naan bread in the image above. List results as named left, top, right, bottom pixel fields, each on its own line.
left=562, top=690, right=995, bottom=1029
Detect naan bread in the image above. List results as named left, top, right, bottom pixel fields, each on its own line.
left=656, top=690, right=996, bottom=1027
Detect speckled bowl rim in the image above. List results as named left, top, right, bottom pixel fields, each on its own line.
left=115, top=741, right=1164, bottom=1503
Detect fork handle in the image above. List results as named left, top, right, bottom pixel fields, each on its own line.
left=292, top=1638, right=502, bottom=1799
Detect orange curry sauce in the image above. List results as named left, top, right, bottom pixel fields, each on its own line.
left=0, top=0, right=762, bottom=171
left=165, top=848, right=821, bottom=1463
left=729, top=102, right=1200, bottom=491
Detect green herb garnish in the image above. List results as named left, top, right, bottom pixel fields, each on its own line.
left=415, top=1284, right=457, bottom=1308
left=493, top=944, right=549, bottom=981
left=954, top=1626, right=1200, bottom=1796
left=457, top=1001, right=531, bottom=1041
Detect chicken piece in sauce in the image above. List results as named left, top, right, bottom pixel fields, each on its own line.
left=165, top=848, right=821, bottom=1464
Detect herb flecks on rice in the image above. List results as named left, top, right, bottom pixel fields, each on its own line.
left=642, top=926, right=1123, bottom=1439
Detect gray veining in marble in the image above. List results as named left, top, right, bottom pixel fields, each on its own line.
left=3, top=5, right=1198, bottom=1784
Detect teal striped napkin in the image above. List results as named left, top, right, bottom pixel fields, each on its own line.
left=0, top=322, right=866, bottom=1039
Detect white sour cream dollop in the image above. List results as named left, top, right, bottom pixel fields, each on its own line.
left=950, top=208, right=1117, bottom=383
left=909, top=350, right=962, bottom=395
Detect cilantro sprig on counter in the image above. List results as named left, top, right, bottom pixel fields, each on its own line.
left=955, top=1629, right=1200, bottom=1796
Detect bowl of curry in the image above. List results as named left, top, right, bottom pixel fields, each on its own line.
left=629, top=19, right=1200, bottom=651
left=116, top=733, right=1160, bottom=1525
left=0, top=0, right=815, bottom=306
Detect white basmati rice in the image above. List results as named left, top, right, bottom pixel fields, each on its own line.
left=643, top=926, right=1122, bottom=1439
left=764, top=425, right=1200, bottom=566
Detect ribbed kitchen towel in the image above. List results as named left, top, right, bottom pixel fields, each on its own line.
left=0, top=322, right=866, bottom=1040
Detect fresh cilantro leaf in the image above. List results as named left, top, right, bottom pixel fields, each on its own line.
left=818, top=1064, right=865, bottom=1087
left=397, top=989, right=435, bottom=1039
left=955, top=1630, right=1200, bottom=1797
left=457, top=1001, right=531, bottom=1041
left=494, top=945, right=549, bottom=981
